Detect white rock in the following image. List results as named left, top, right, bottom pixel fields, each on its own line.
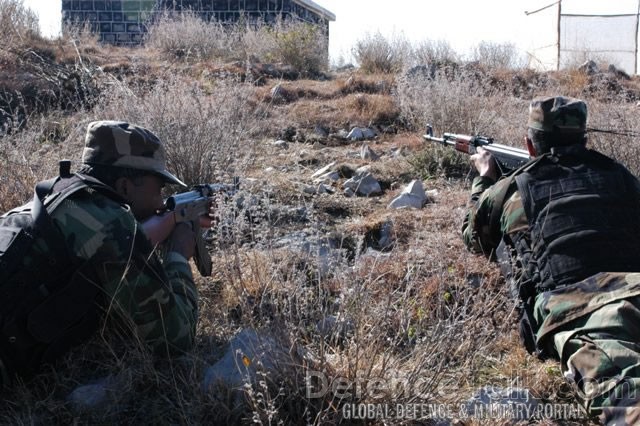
left=347, top=127, right=377, bottom=141
left=272, top=140, right=289, bottom=149
left=387, top=180, right=428, bottom=209
left=311, top=161, right=337, bottom=179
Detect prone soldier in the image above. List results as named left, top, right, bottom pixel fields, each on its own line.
left=462, top=96, right=640, bottom=424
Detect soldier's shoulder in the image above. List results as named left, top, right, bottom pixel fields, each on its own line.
left=52, top=189, right=134, bottom=231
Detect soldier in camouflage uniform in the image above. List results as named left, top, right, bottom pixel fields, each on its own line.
left=0, top=121, right=210, bottom=382
left=462, top=96, right=640, bottom=424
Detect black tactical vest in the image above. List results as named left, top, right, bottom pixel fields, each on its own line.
left=514, top=145, right=640, bottom=292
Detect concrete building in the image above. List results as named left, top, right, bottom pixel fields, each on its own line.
left=61, top=0, right=335, bottom=45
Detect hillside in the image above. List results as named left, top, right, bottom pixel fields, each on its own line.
left=3, top=7, right=640, bottom=425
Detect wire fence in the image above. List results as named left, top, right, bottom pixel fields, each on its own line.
left=526, top=0, right=640, bottom=74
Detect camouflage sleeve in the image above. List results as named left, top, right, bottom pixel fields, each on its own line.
left=462, top=175, right=510, bottom=255
left=52, top=192, right=198, bottom=356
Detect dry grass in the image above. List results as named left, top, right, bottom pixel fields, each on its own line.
left=0, top=8, right=633, bottom=424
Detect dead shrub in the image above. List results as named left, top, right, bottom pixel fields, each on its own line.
left=146, top=11, right=239, bottom=62
left=346, top=94, right=399, bottom=125
left=91, top=76, right=262, bottom=185
left=352, top=31, right=411, bottom=74
left=146, top=14, right=328, bottom=76
left=263, top=19, right=328, bottom=77
left=588, top=100, right=640, bottom=175
left=412, top=39, right=460, bottom=65
left=470, top=41, right=525, bottom=70
left=0, top=0, right=39, bottom=49
left=337, top=73, right=394, bottom=96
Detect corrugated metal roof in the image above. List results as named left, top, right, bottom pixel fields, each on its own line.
left=293, top=0, right=336, bottom=21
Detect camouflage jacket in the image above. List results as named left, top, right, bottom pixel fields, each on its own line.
left=33, top=187, right=198, bottom=355
left=462, top=160, right=640, bottom=354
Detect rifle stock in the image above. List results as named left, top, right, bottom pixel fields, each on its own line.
left=423, top=125, right=530, bottom=175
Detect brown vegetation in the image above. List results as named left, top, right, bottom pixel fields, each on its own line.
left=2, top=8, right=636, bottom=425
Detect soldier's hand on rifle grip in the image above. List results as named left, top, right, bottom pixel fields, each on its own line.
left=168, top=222, right=196, bottom=260
left=198, top=200, right=218, bottom=229
left=470, top=147, right=498, bottom=182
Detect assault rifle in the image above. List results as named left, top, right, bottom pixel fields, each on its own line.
left=423, top=125, right=530, bottom=176
left=143, top=178, right=240, bottom=277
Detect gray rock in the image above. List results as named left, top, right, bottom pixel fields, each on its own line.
left=387, top=180, right=428, bottom=209
left=303, top=184, right=334, bottom=195
left=303, top=185, right=317, bottom=195
left=578, top=60, right=599, bottom=75
left=344, top=187, right=355, bottom=197
left=406, top=64, right=438, bottom=80
left=360, top=144, right=381, bottom=161
left=272, top=140, right=289, bottom=149
left=317, top=183, right=334, bottom=194
left=314, top=124, right=329, bottom=138
left=343, top=172, right=382, bottom=196
left=347, top=127, right=376, bottom=141
left=203, top=329, right=297, bottom=394
left=608, top=63, right=631, bottom=80
left=67, top=376, right=117, bottom=412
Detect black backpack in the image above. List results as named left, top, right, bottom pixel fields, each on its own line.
left=0, top=161, right=121, bottom=383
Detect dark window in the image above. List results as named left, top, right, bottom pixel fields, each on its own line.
left=127, top=23, right=142, bottom=32
left=81, top=1, right=93, bottom=11
left=61, top=0, right=71, bottom=11
left=86, top=12, right=97, bottom=21
left=113, top=12, right=123, bottom=20
left=102, top=33, right=116, bottom=43
left=229, top=0, right=239, bottom=9
left=213, top=0, right=227, bottom=9
left=112, top=23, right=125, bottom=32
left=245, top=0, right=257, bottom=10
left=94, top=1, right=106, bottom=10
left=125, top=12, right=140, bottom=21
left=100, top=22, right=112, bottom=32
left=111, top=0, right=122, bottom=10
left=98, top=11, right=112, bottom=20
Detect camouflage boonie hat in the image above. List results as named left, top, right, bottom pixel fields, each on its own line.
left=82, top=121, right=186, bottom=187
left=527, top=96, right=587, bottom=133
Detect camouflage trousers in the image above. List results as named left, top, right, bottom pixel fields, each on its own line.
left=538, top=296, right=640, bottom=425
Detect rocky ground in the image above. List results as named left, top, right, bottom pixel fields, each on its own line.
left=3, top=32, right=637, bottom=423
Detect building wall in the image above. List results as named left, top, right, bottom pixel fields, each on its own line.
left=61, top=0, right=332, bottom=45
